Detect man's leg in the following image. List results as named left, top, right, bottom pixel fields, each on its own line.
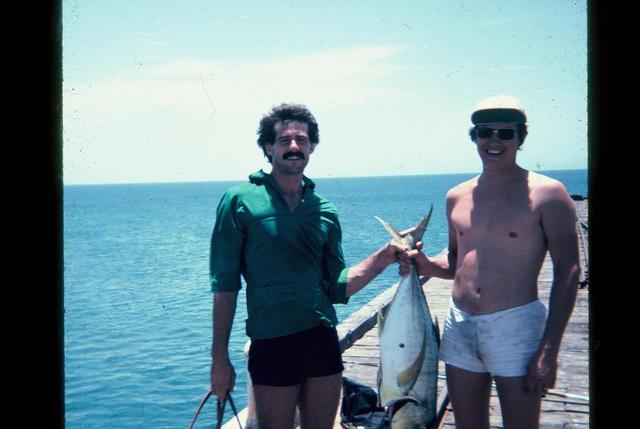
left=252, top=383, right=301, bottom=429
left=446, top=364, right=492, bottom=429
left=493, top=376, right=541, bottom=429
left=298, top=372, right=343, bottom=429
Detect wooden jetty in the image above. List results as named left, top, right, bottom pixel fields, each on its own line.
left=224, top=198, right=589, bottom=428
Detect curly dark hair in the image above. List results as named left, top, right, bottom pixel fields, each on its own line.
left=257, top=103, right=320, bottom=162
left=468, top=123, right=528, bottom=147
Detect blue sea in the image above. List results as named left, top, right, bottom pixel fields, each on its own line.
left=63, top=170, right=587, bottom=428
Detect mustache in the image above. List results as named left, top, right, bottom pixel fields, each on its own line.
left=283, top=151, right=305, bottom=160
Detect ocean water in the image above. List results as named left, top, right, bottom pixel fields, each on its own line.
left=63, top=170, right=587, bottom=428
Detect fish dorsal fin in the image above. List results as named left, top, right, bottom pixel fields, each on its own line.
left=396, top=332, right=427, bottom=391
left=434, top=316, right=441, bottom=348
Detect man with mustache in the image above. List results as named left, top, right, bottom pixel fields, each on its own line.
left=209, top=103, right=405, bottom=429
left=399, top=95, right=580, bottom=429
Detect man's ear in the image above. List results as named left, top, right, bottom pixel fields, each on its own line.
left=309, top=143, right=316, bottom=154
left=265, top=143, right=273, bottom=158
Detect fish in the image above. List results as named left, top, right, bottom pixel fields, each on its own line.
left=375, top=204, right=440, bottom=429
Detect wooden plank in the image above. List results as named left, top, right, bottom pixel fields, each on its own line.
left=435, top=386, right=451, bottom=429
left=334, top=199, right=590, bottom=428
left=226, top=199, right=589, bottom=429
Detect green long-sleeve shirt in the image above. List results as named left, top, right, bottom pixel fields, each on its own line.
left=210, top=170, right=349, bottom=340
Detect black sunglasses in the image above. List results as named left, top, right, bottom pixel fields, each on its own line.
left=475, top=127, right=516, bottom=140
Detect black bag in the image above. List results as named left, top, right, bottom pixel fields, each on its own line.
left=340, top=377, right=390, bottom=429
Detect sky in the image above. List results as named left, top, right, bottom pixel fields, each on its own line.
left=62, top=0, right=588, bottom=185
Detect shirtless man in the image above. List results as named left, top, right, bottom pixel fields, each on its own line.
left=400, top=95, right=580, bottom=429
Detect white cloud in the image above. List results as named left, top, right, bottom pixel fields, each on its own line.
left=65, top=45, right=405, bottom=112
left=487, top=64, right=537, bottom=72
left=62, top=45, right=408, bottom=184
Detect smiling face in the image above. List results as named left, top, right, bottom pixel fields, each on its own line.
left=473, top=122, right=521, bottom=170
left=265, top=120, right=315, bottom=176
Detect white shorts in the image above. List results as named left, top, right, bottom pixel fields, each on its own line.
left=439, top=298, right=547, bottom=377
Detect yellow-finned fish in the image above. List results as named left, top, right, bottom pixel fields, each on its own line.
left=375, top=204, right=440, bottom=429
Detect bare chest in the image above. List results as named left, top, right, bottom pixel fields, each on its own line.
left=451, top=189, right=542, bottom=243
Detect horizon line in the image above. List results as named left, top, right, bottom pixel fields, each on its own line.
left=63, top=167, right=588, bottom=187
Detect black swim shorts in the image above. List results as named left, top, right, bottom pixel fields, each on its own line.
left=248, top=323, right=344, bottom=386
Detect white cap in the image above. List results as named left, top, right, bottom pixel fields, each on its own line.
left=471, top=95, right=527, bottom=124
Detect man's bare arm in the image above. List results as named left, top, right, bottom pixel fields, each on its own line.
left=526, top=183, right=580, bottom=394
left=418, top=246, right=458, bottom=280
left=345, top=241, right=405, bottom=297
left=211, top=291, right=239, bottom=401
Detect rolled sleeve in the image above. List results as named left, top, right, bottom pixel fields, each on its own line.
left=333, top=267, right=349, bottom=304
left=209, top=191, right=245, bottom=293
left=322, top=221, right=350, bottom=304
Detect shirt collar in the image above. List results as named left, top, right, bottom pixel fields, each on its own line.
left=249, top=169, right=316, bottom=192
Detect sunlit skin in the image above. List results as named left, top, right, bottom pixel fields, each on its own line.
left=397, top=118, right=579, bottom=429
left=211, top=114, right=408, bottom=429
left=265, top=121, right=315, bottom=211
left=267, top=121, right=315, bottom=178
left=474, top=122, right=520, bottom=174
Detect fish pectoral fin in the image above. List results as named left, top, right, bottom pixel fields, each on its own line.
left=376, top=367, right=383, bottom=407
left=374, top=216, right=406, bottom=246
left=377, top=307, right=387, bottom=329
left=396, top=335, right=427, bottom=391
